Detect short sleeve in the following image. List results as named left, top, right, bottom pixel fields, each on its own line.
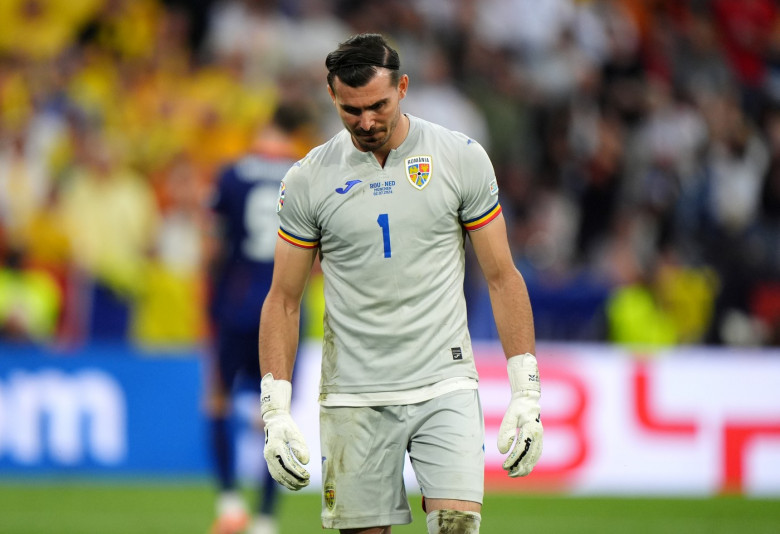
left=276, top=160, right=321, bottom=249
left=457, top=137, right=502, bottom=231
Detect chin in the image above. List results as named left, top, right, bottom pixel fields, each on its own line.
left=355, top=136, right=379, bottom=150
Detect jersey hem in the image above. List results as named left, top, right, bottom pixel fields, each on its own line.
left=319, top=376, right=478, bottom=407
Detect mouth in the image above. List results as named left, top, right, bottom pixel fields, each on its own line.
left=352, top=127, right=386, bottom=150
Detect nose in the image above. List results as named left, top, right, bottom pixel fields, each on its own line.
left=358, top=111, right=375, bottom=132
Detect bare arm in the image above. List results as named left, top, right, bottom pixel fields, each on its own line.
left=258, top=238, right=318, bottom=380
left=468, top=213, right=535, bottom=358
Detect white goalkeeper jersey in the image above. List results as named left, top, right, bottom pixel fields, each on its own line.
left=276, top=114, right=502, bottom=406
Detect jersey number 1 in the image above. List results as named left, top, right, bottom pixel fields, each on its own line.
left=377, top=213, right=391, bottom=258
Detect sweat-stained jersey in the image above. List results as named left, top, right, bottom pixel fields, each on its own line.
left=276, top=115, right=502, bottom=406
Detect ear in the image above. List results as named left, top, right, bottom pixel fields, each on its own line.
left=327, top=83, right=336, bottom=104
left=398, top=74, right=409, bottom=100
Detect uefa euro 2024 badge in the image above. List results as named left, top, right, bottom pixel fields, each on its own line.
left=276, top=181, right=286, bottom=212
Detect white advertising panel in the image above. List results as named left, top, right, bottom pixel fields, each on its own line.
left=283, top=342, right=780, bottom=496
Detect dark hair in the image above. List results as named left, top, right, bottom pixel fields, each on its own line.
left=325, top=33, right=401, bottom=91
left=272, top=101, right=312, bottom=134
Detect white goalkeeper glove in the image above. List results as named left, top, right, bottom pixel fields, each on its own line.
left=497, top=353, right=543, bottom=477
left=260, top=373, right=310, bottom=490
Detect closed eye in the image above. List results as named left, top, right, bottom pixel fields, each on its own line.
left=341, top=100, right=387, bottom=116
left=342, top=105, right=361, bottom=116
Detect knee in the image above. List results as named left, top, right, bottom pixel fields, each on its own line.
left=426, top=510, right=481, bottom=534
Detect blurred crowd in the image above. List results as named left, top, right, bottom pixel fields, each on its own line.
left=1, top=0, right=779, bottom=350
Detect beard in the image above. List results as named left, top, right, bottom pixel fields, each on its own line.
left=352, top=128, right=388, bottom=151
left=347, top=109, right=400, bottom=153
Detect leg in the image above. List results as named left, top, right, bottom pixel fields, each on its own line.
left=408, top=390, right=485, bottom=534
left=250, top=415, right=279, bottom=534
left=207, top=379, right=235, bottom=492
left=207, top=327, right=245, bottom=492
left=424, top=499, right=481, bottom=514
left=424, top=499, right=481, bottom=534
left=229, top=330, right=280, bottom=534
left=320, top=404, right=412, bottom=530
left=247, top=331, right=302, bottom=534
left=207, top=332, right=249, bottom=534
left=208, top=401, right=249, bottom=533
left=424, top=508, right=481, bottom=534
left=258, top=456, right=279, bottom=516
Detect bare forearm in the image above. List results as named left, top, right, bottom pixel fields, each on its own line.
left=488, top=270, right=535, bottom=358
left=258, top=293, right=302, bottom=381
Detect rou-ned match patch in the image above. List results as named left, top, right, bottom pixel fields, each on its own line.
left=405, top=155, right=432, bottom=190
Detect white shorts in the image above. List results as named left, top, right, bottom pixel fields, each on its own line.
left=319, top=388, right=485, bottom=530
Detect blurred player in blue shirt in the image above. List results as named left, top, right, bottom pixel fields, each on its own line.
left=205, top=102, right=312, bottom=534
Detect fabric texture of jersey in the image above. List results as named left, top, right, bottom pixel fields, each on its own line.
left=277, top=115, right=501, bottom=403
left=210, top=154, right=294, bottom=331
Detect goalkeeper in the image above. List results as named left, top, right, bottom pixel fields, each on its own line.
left=258, top=33, right=542, bottom=534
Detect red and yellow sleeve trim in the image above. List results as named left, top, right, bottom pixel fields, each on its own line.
left=464, top=201, right=502, bottom=231
left=278, top=227, right=319, bottom=249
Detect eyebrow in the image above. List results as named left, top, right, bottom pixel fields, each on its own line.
left=340, top=98, right=388, bottom=114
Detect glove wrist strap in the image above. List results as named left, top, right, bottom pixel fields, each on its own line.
left=261, top=373, right=292, bottom=416
left=507, top=353, right=541, bottom=394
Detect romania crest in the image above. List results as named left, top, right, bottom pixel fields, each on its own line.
left=324, top=482, right=336, bottom=511
left=405, top=155, right=432, bottom=190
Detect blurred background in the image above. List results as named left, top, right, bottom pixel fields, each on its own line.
left=2, top=0, right=780, bottom=349
left=1, top=0, right=779, bottom=532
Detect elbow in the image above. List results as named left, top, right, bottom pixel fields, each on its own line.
left=485, top=264, right=524, bottom=293
left=263, top=289, right=302, bottom=319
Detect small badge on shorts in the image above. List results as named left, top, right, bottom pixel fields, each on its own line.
left=324, top=482, right=336, bottom=511
left=451, top=347, right=463, bottom=360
